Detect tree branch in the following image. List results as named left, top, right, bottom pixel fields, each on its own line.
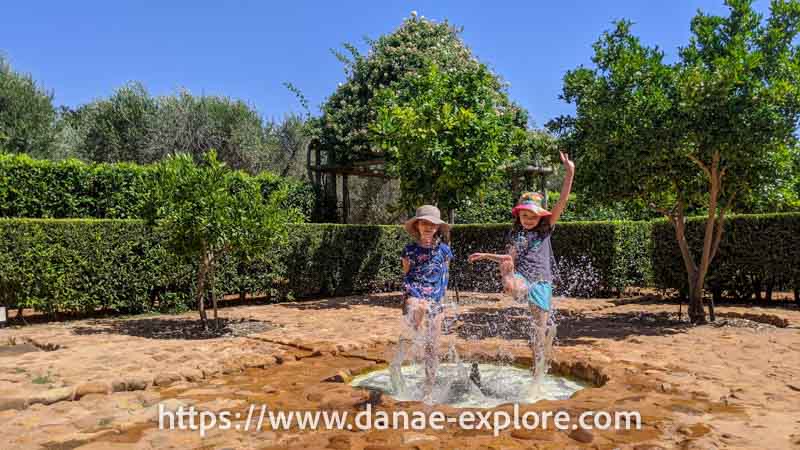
left=709, top=190, right=736, bottom=262
left=672, top=199, right=697, bottom=276
left=698, top=150, right=721, bottom=280
left=688, top=155, right=711, bottom=178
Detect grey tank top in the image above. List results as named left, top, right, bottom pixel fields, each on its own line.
left=509, top=225, right=554, bottom=283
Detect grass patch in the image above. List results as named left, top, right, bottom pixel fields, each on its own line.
left=32, top=372, right=53, bottom=385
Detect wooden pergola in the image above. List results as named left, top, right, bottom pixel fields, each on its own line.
left=509, top=164, right=554, bottom=208
left=307, top=140, right=553, bottom=223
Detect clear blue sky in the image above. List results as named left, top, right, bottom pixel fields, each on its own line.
left=1, top=1, right=770, bottom=127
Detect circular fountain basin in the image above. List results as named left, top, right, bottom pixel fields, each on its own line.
left=350, top=363, right=588, bottom=408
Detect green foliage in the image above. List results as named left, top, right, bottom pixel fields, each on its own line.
left=0, top=219, right=655, bottom=314
left=278, top=224, right=409, bottom=297
left=0, top=153, right=151, bottom=218
left=265, top=113, right=312, bottom=179
left=651, top=213, right=800, bottom=293
left=551, top=1, right=800, bottom=212
left=313, top=14, right=484, bottom=164
left=70, top=82, right=158, bottom=164
left=455, top=182, right=515, bottom=224
left=0, top=219, right=192, bottom=315
left=64, top=84, right=273, bottom=173
left=0, top=56, right=57, bottom=157
left=147, top=90, right=270, bottom=173
left=312, top=14, right=529, bottom=214
left=552, top=192, right=660, bottom=222
left=550, top=1, right=800, bottom=321
left=145, top=151, right=299, bottom=260
left=0, top=152, right=314, bottom=220
left=370, top=63, right=526, bottom=212
left=143, top=151, right=300, bottom=323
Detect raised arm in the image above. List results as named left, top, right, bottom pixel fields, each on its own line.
left=548, top=151, right=575, bottom=225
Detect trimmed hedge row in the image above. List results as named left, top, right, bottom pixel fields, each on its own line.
left=451, top=222, right=652, bottom=296
left=0, top=219, right=186, bottom=315
left=0, top=153, right=314, bottom=220
left=651, top=213, right=800, bottom=296
left=0, top=219, right=651, bottom=315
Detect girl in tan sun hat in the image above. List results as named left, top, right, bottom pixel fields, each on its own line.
left=393, top=204, right=453, bottom=401
left=468, top=151, right=575, bottom=381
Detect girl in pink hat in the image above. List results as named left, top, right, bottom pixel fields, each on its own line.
left=468, top=152, right=575, bottom=378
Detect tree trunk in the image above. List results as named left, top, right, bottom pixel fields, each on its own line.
left=670, top=202, right=707, bottom=324
left=196, top=251, right=209, bottom=329
left=209, top=255, right=219, bottom=329
left=681, top=151, right=733, bottom=325
left=712, top=285, right=722, bottom=305
left=239, top=291, right=246, bottom=302
left=688, top=274, right=707, bottom=325
left=753, top=277, right=763, bottom=302
left=765, top=278, right=774, bottom=303
left=708, top=288, right=716, bottom=323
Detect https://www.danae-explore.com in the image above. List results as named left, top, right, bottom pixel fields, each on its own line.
left=159, top=402, right=642, bottom=437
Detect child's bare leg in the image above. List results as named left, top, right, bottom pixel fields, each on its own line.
left=529, top=306, right=550, bottom=378
left=391, top=297, right=425, bottom=393
left=422, top=309, right=443, bottom=399
left=500, top=260, right=527, bottom=300
left=404, top=297, right=425, bottom=330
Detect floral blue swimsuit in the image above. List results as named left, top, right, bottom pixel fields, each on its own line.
left=402, top=242, right=454, bottom=315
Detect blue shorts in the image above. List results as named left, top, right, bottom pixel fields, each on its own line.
left=513, top=274, right=552, bottom=312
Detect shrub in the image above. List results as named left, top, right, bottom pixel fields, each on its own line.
left=0, top=219, right=653, bottom=316
left=651, top=213, right=800, bottom=297
left=0, top=153, right=314, bottom=220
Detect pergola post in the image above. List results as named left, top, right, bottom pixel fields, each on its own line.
left=540, top=172, right=548, bottom=208
left=342, top=175, right=350, bottom=224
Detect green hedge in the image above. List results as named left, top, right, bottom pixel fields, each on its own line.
left=0, top=153, right=314, bottom=220
left=452, top=222, right=652, bottom=296
left=0, top=219, right=652, bottom=315
left=0, top=219, right=188, bottom=315
left=651, top=213, right=800, bottom=296
left=3, top=214, right=797, bottom=317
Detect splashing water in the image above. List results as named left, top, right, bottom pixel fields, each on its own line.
left=383, top=253, right=600, bottom=407
left=388, top=297, right=464, bottom=404
left=353, top=363, right=587, bottom=408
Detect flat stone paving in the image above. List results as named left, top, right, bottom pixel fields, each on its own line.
left=0, top=292, right=798, bottom=449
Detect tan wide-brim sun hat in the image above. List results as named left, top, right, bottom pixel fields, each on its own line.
left=404, top=204, right=450, bottom=239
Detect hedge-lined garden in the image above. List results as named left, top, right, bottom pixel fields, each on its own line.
left=0, top=153, right=314, bottom=220
left=651, top=213, right=800, bottom=302
left=0, top=219, right=653, bottom=316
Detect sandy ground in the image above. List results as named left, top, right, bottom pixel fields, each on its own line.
left=0, top=292, right=799, bottom=449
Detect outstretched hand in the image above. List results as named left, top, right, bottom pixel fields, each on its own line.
left=560, top=151, right=575, bottom=175
left=468, top=253, right=483, bottom=263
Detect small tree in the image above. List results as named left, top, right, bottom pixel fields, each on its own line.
left=145, top=150, right=299, bottom=328
left=370, top=63, right=527, bottom=219
left=550, top=0, right=800, bottom=323
left=0, top=56, right=57, bottom=157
